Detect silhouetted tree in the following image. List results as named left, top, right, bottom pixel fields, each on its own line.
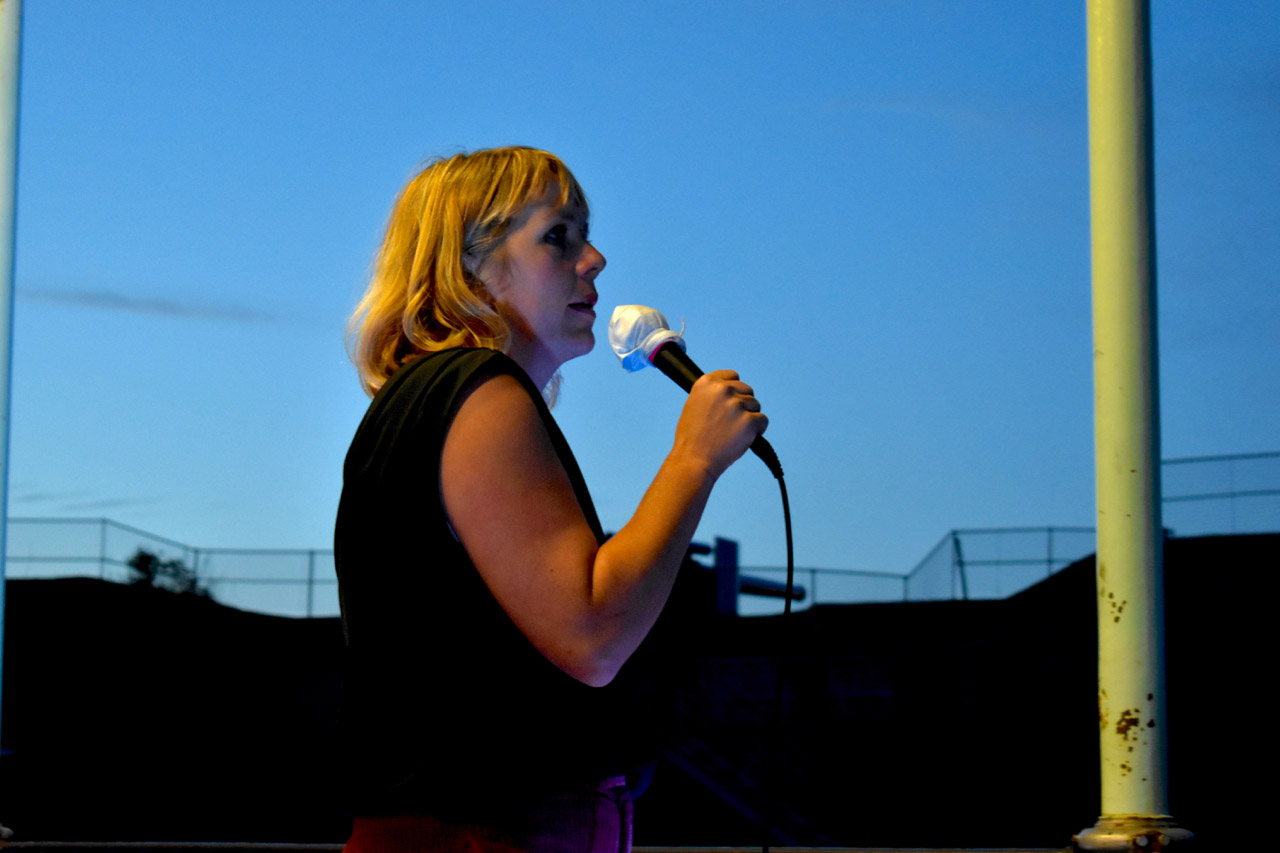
left=126, top=548, right=208, bottom=597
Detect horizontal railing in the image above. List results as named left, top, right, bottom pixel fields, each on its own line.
left=0, top=844, right=1069, bottom=852
left=3, top=517, right=336, bottom=618
left=5, top=452, right=1276, bottom=617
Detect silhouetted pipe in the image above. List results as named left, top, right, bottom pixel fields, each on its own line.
left=739, top=575, right=806, bottom=602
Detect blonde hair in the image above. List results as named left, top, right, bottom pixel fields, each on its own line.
left=349, top=146, right=588, bottom=397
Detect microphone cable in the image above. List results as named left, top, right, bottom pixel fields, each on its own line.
left=605, top=305, right=799, bottom=844
left=753, top=439, right=794, bottom=616
left=760, top=445, right=795, bottom=850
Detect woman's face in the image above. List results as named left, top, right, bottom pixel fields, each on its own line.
left=475, top=183, right=606, bottom=386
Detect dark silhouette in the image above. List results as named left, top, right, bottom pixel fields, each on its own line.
left=0, top=533, right=1272, bottom=848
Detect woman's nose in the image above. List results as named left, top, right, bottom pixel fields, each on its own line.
left=579, top=242, right=606, bottom=279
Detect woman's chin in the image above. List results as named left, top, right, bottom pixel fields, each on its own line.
left=563, top=331, right=596, bottom=361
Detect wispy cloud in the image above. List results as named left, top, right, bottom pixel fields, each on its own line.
left=9, top=486, right=94, bottom=505
left=58, top=496, right=166, bottom=512
left=18, top=287, right=277, bottom=323
left=9, top=484, right=164, bottom=513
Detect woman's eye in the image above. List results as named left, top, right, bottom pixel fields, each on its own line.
left=544, top=224, right=568, bottom=248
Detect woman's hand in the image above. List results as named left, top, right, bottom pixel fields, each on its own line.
left=671, top=369, right=769, bottom=480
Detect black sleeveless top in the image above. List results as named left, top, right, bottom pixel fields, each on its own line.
left=334, top=349, right=639, bottom=817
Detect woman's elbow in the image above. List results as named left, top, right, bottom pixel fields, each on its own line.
left=541, top=609, right=637, bottom=687
left=563, top=652, right=622, bottom=688
left=576, top=668, right=618, bottom=689
left=554, top=635, right=630, bottom=687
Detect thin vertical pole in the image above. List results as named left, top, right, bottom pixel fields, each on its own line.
left=1078, top=0, right=1190, bottom=847
left=0, top=0, right=22, bottom=753
left=306, top=550, right=315, bottom=618
left=951, top=531, right=968, bottom=601
left=1047, top=527, right=1055, bottom=578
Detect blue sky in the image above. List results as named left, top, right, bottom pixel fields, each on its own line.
left=8, top=1, right=1278, bottom=581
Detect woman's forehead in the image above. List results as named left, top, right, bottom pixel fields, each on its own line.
left=514, top=185, right=586, bottom=227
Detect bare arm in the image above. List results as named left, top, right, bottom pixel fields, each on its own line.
left=441, top=369, right=766, bottom=687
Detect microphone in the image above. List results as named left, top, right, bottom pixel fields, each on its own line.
left=608, top=305, right=782, bottom=479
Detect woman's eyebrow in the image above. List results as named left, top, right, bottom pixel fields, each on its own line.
left=551, top=207, right=589, bottom=237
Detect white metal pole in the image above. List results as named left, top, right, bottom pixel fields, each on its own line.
left=0, top=0, right=22, bottom=754
left=1076, top=0, right=1190, bottom=848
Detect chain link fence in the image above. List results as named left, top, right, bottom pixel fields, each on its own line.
left=5, top=517, right=198, bottom=585
left=5, top=518, right=335, bottom=618
left=897, top=452, right=1279, bottom=603
left=5, top=452, right=1276, bottom=616
left=901, top=526, right=1097, bottom=603
left=728, top=451, right=1278, bottom=613
left=192, top=548, right=338, bottom=618
left=1162, top=451, right=1280, bottom=537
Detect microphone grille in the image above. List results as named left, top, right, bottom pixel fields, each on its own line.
left=608, top=305, right=686, bottom=373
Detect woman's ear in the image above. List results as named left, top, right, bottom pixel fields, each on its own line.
left=462, top=249, right=480, bottom=275
left=467, top=247, right=505, bottom=289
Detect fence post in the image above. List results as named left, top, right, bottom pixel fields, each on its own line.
left=1047, top=526, right=1055, bottom=578
left=951, top=531, right=968, bottom=600
left=306, top=550, right=316, bottom=618
left=1227, top=457, right=1237, bottom=531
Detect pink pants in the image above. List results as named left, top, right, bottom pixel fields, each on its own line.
left=344, top=776, right=633, bottom=853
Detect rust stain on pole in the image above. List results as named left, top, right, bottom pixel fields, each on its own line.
left=1115, top=707, right=1141, bottom=739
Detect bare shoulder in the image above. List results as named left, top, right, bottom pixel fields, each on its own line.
left=447, top=371, right=543, bottom=450
left=440, top=369, right=592, bottom=558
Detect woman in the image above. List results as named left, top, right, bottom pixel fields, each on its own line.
left=335, top=146, right=766, bottom=852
